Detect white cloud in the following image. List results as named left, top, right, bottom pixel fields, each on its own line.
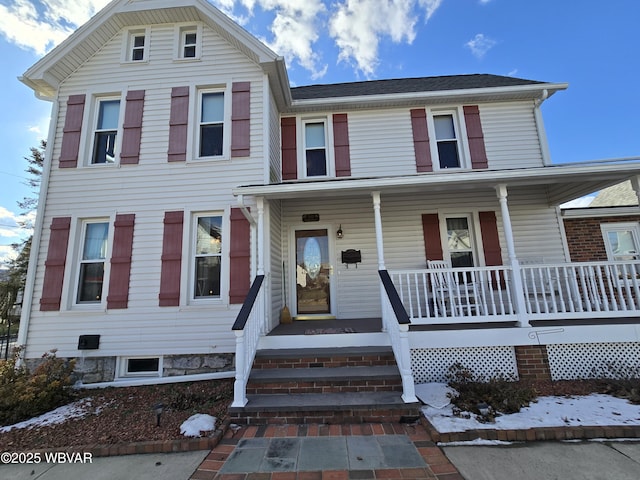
left=0, top=0, right=109, bottom=55
left=465, top=33, right=496, bottom=59
left=330, top=0, right=443, bottom=78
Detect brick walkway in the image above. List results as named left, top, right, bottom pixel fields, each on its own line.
left=189, top=423, right=463, bottom=480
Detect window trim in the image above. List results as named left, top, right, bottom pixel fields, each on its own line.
left=174, top=23, right=202, bottom=61
left=187, top=210, right=229, bottom=304
left=601, top=222, right=640, bottom=261
left=426, top=107, right=470, bottom=171
left=117, top=356, right=162, bottom=379
left=194, top=86, right=230, bottom=161
left=297, top=117, right=335, bottom=179
left=122, top=27, right=150, bottom=63
left=88, top=94, right=123, bottom=166
left=73, top=218, right=112, bottom=308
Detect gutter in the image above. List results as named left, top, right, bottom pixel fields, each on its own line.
left=236, top=194, right=256, bottom=225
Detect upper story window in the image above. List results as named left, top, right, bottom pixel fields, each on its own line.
left=175, top=24, right=202, bottom=60
left=434, top=114, right=460, bottom=168
left=92, top=98, right=121, bottom=164
left=198, top=90, right=225, bottom=158
left=123, top=28, right=149, bottom=63
left=601, top=223, right=640, bottom=261
left=303, top=120, right=328, bottom=177
left=193, top=214, right=223, bottom=299
left=76, top=220, right=109, bottom=304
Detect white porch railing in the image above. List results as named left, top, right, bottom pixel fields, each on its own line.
left=391, top=261, right=640, bottom=324
left=378, top=270, right=418, bottom=403
left=231, top=275, right=265, bottom=408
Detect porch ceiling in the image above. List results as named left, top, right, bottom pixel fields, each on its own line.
left=234, top=159, right=640, bottom=205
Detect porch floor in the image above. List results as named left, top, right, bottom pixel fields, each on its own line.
left=267, top=317, right=382, bottom=335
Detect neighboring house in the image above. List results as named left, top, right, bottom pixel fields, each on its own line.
left=563, top=180, right=640, bottom=262
left=18, top=0, right=640, bottom=407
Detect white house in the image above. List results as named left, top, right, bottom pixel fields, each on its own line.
left=18, top=0, right=640, bottom=413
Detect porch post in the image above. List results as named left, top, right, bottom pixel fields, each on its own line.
left=256, top=197, right=265, bottom=276
left=495, top=184, right=531, bottom=327
left=372, top=191, right=386, bottom=270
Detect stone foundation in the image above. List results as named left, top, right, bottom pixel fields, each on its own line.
left=162, top=353, right=235, bottom=377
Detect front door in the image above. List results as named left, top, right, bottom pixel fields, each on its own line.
left=294, top=229, right=333, bottom=318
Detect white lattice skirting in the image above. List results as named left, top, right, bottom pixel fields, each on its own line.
left=547, top=342, right=640, bottom=380
left=410, top=346, right=518, bottom=383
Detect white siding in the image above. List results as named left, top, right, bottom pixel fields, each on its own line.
left=348, top=109, right=417, bottom=178
left=25, top=22, right=267, bottom=359
left=480, top=101, right=544, bottom=169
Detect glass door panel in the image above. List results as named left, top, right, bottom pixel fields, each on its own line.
left=295, top=229, right=331, bottom=315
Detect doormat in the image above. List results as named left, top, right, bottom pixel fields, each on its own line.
left=304, top=327, right=356, bottom=335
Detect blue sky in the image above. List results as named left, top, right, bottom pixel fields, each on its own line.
left=0, top=0, right=639, bottom=267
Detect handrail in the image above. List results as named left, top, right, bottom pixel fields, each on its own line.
left=232, top=275, right=265, bottom=330
left=378, top=269, right=417, bottom=403
left=378, top=270, right=411, bottom=324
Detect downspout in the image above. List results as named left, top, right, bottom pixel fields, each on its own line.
left=17, top=97, right=58, bottom=350
left=534, top=89, right=552, bottom=166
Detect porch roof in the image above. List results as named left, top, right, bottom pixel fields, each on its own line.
left=234, top=158, right=640, bottom=205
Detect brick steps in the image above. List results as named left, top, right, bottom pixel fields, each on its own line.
left=229, top=347, right=420, bottom=425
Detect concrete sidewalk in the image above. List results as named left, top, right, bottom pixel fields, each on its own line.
left=2, top=425, right=640, bottom=479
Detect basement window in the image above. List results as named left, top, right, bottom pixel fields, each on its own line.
left=119, top=357, right=162, bottom=378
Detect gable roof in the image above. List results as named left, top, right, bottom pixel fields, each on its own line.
left=20, top=0, right=288, bottom=102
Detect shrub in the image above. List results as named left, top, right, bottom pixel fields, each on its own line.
left=592, top=362, right=640, bottom=404
left=0, top=348, right=76, bottom=426
left=445, top=362, right=537, bottom=422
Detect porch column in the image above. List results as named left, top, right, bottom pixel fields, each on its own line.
left=372, top=191, right=386, bottom=270
left=495, top=184, right=531, bottom=327
left=256, top=197, right=265, bottom=276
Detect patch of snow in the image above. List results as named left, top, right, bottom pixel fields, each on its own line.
left=0, top=398, right=95, bottom=433
left=439, top=438, right=513, bottom=446
left=180, top=413, right=216, bottom=437
left=419, top=383, right=640, bottom=434
left=415, top=382, right=455, bottom=409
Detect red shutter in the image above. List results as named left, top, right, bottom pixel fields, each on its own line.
left=463, top=105, right=488, bottom=170
left=168, top=87, right=189, bottom=162
left=229, top=208, right=250, bottom=304
left=121, top=90, right=145, bottom=165
left=159, top=211, right=183, bottom=306
left=281, top=117, right=297, bottom=180
left=59, top=95, right=86, bottom=169
left=231, top=82, right=250, bottom=157
left=40, top=217, right=71, bottom=311
left=479, top=211, right=502, bottom=266
left=422, top=214, right=443, bottom=261
left=410, top=109, right=433, bottom=173
left=107, top=214, right=135, bottom=309
left=333, top=113, right=351, bottom=177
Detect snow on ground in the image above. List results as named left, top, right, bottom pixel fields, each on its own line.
left=180, top=413, right=216, bottom=437
left=0, top=398, right=96, bottom=433
left=417, top=383, right=640, bottom=433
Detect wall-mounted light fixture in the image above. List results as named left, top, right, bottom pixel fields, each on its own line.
left=336, top=224, right=343, bottom=239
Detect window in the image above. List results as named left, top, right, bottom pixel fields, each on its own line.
left=77, top=221, right=109, bottom=304
left=445, top=216, right=475, bottom=267
left=193, top=215, right=222, bottom=298
left=434, top=114, right=460, bottom=168
left=601, top=223, right=640, bottom=261
left=304, top=121, right=328, bottom=177
left=199, top=91, right=224, bottom=157
left=175, top=24, right=201, bottom=60
left=124, top=28, right=149, bottom=62
left=119, top=357, right=161, bottom=378
left=92, top=98, right=120, bottom=164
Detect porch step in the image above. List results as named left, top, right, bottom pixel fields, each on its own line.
left=230, top=346, right=420, bottom=425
